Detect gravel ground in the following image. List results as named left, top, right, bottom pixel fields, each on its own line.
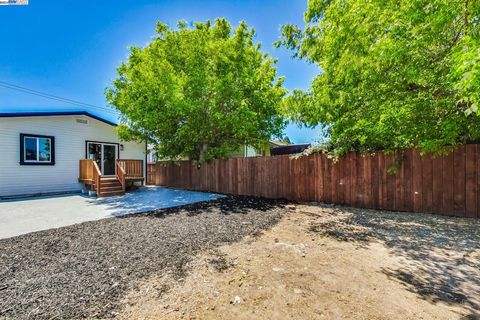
left=0, top=196, right=288, bottom=320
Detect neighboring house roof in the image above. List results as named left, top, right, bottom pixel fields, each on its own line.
left=0, top=111, right=118, bottom=126
left=270, top=143, right=311, bottom=156
left=269, top=140, right=289, bottom=147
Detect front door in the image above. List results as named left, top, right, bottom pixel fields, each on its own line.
left=87, top=142, right=118, bottom=176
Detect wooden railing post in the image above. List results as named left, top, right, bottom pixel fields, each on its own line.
left=92, top=161, right=102, bottom=196
left=116, top=160, right=126, bottom=192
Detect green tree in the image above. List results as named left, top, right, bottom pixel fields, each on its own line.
left=106, top=19, right=286, bottom=161
left=277, top=0, right=480, bottom=156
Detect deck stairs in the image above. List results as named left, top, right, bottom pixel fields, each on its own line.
left=94, top=177, right=124, bottom=197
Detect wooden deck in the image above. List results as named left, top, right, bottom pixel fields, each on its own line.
left=79, top=159, right=144, bottom=197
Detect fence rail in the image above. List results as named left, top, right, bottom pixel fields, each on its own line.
left=147, top=144, right=480, bottom=218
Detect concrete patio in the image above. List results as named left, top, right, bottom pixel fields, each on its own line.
left=0, top=186, right=224, bottom=239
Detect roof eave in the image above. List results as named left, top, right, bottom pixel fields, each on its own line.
left=0, top=111, right=118, bottom=126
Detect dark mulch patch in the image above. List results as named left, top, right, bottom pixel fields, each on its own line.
left=0, top=196, right=288, bottom=320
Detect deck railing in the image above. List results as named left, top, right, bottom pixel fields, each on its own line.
left=116, top=161, right=126, bottom=192
left=92, top=161, right=102, bottom=194
left=79, top=159, right=95, bottom=182
left=79, top=159, right=144, bottom=193
left=117, top=159, right=144, bottom=179
left=79, top=159, right=103, bottom=194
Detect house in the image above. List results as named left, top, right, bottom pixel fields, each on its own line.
left=146, top=145, right=158, bottom=164
left=270, top=143, right=311, bottom=156
left=0, top=111, right=146, bottom=198
left=227, top=141, right=288, bottom=158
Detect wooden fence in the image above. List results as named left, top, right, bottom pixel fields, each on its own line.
left=147, top=144, right=480, bottom=218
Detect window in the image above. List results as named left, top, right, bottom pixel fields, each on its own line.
left=20, top=134, right=55, bottom=165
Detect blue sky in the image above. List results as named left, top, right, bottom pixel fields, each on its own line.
left=0, top=0, right=320, bottom=143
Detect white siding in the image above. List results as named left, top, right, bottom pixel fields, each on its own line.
left=0, top=115, right=146, bottom=197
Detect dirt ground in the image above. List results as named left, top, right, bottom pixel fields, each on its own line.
left=120, top=203, right=480, bottom=320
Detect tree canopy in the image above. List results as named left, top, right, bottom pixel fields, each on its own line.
left=106, top=19, right=286, bottom=161
left=278, top=0, right=480, bottom=156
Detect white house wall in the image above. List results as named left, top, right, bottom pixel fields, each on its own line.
left=0, top=115, right=145, bottom=197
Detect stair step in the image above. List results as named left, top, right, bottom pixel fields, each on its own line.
left=86, top=175, right=125, bottom=197
left=100, top=178, right=121, bottom=183
left=101, top=186, right=123, bottom=192
left=99, top=190, right=125, bottom=197
left=100, top=181, right=121, bottom=186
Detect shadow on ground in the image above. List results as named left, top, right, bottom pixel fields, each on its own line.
left=144, top=195, right=286, bottom=218
left=92, top=187, right=225, bottom=217
left=309, top=206, right=480, bottom=316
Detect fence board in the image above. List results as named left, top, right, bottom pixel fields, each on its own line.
left=364, top=155, right=372, bottom=208
left=237, top=158, right=243, bottom=195
left=378, top=152, right=386, bottom=210
left=344, top=153, right=352, bottom=205
left=453, top=146, right=466, bottom=216
left=297, top=157, right=305, bottom=201
left=325, top=157, right=333, bottom=203
left=317, top=154, right=325, bottom=202
left=404, top=149, right=414, bottom=212
left=371, top=154, right=379, bottom=209
left=432, top=155, right=444, bottom=214
left=331, top=159, right=339, bottom=204
left=302, top=156, right=309, bottom=201
left=394, top=153, right=404, bottom=211
left=478, top=147, right=480, bottom=218
left=355, top=155, right=364, bottom=207
left=338, top=157, right=346, bottom=205
left=350, top=153, right=358, bottom=207
left=443, top=152, right=455, bottom=215
left=412, top=149, right=422, bottom=212
left=465, top=144, right=477, bottom=218
left=421, top=153, right=433, bottom=213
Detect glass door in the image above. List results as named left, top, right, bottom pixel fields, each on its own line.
left=87, top=142, right=118, bottom=176
left=103, top=144, right=117, bottom=175
left=87, top=142, right=102, bottom=172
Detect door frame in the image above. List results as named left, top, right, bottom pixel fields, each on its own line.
left=85, top=140, right=120, bottom=176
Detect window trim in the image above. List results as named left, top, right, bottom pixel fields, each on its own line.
left=20, top=133, right=55, bottom=166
